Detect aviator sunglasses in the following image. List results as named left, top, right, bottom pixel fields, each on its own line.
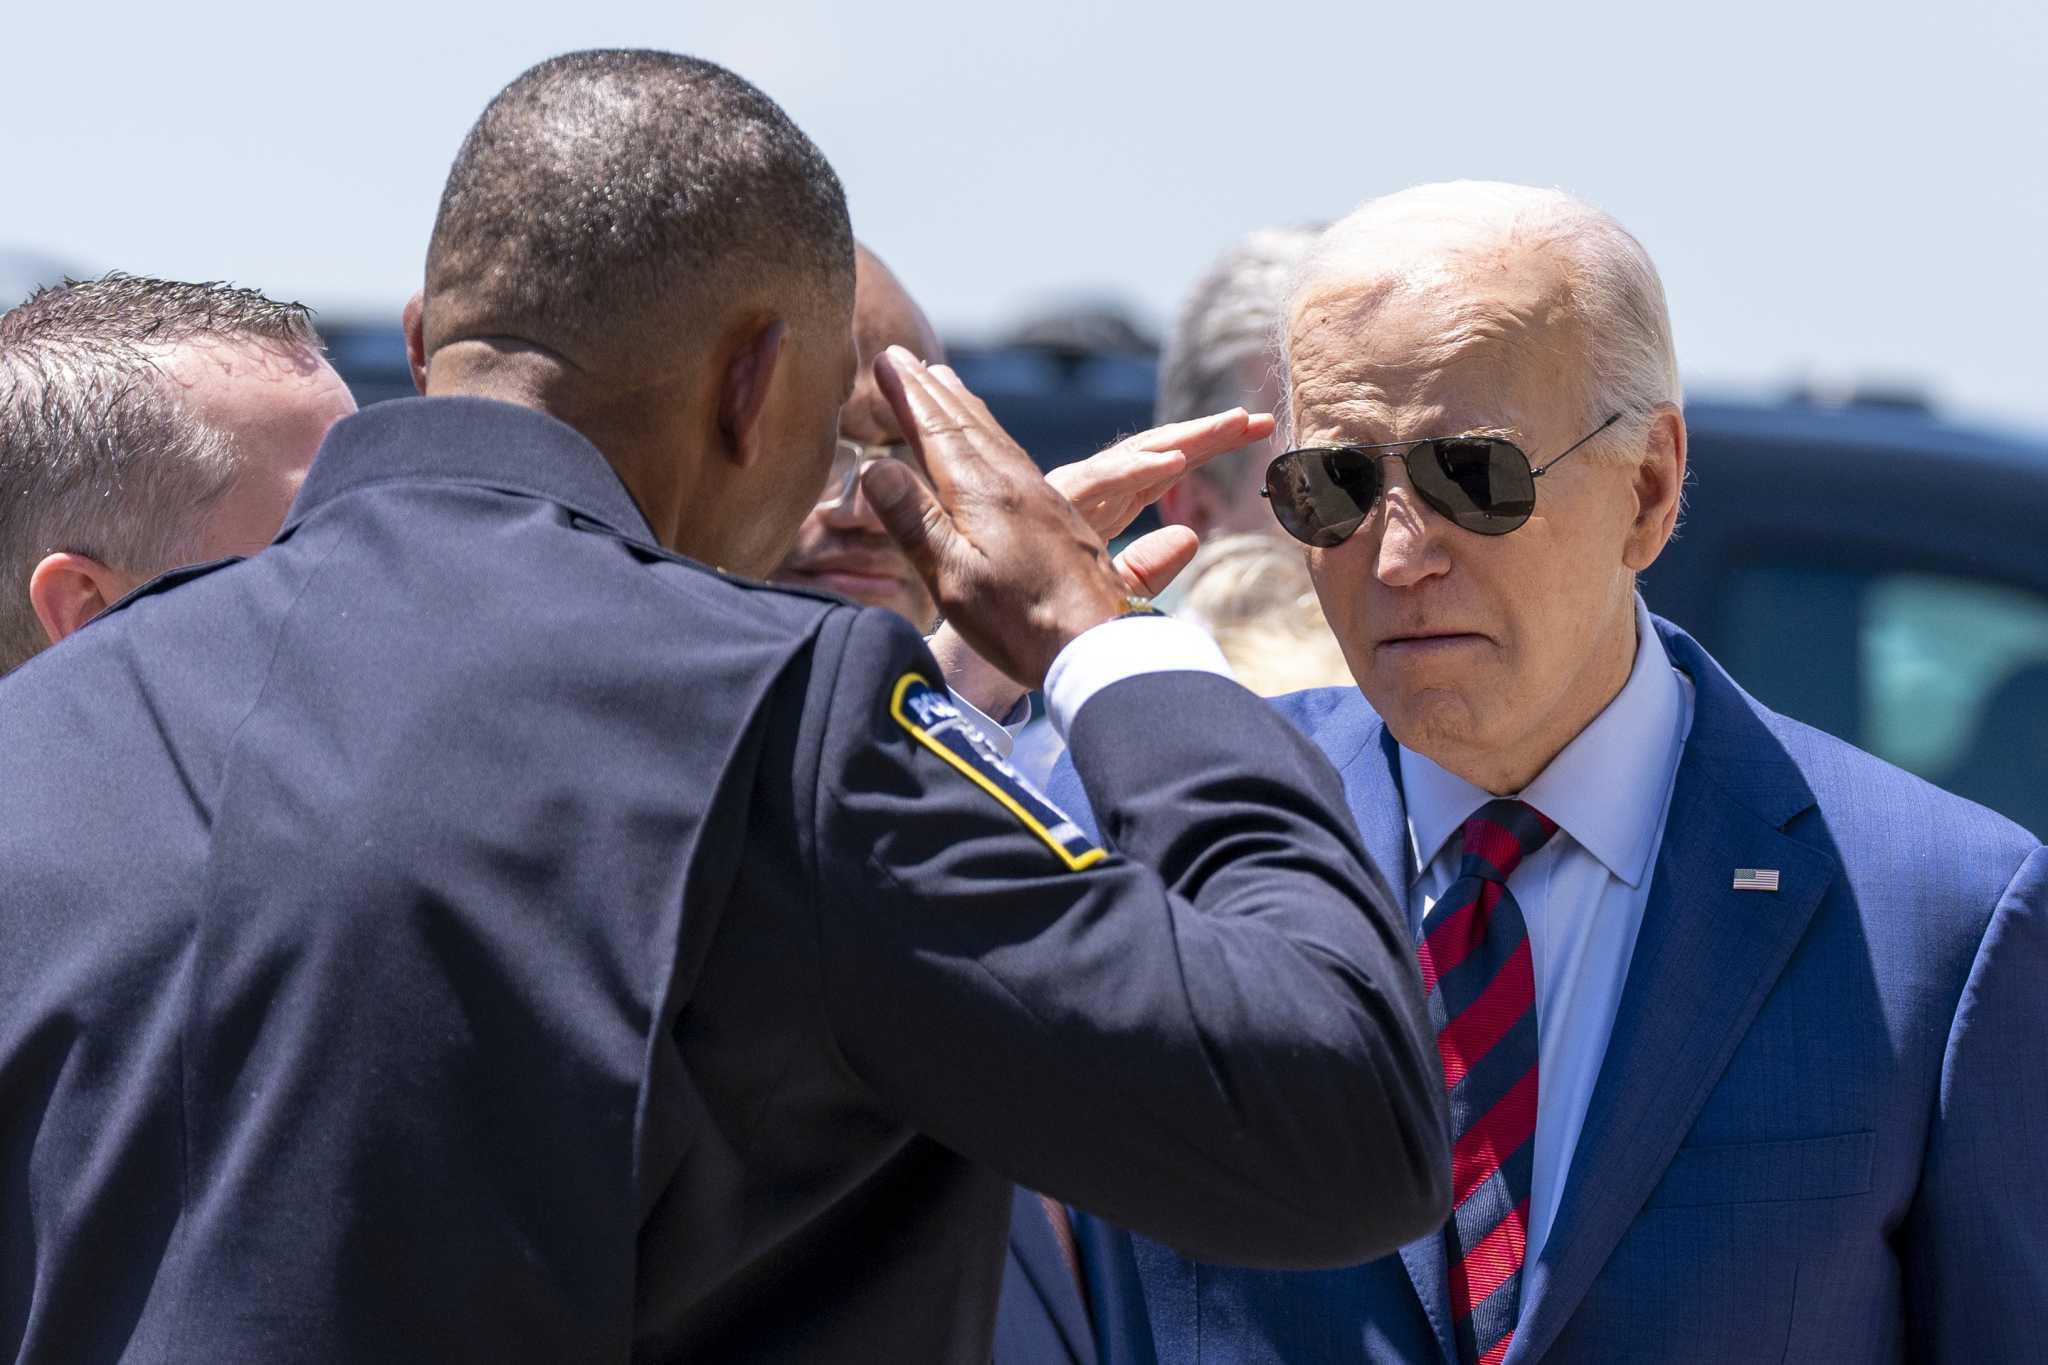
left=1261, top=412, right=1624, bottom=546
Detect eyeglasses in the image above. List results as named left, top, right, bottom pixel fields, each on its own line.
left=1260, top=412, right=1625, bottom=546
left=816, top=438, right=926, bottom=510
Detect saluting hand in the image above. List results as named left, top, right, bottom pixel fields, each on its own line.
left=863, top=347, right=1131, bottom=690
left=924, top=407, right=1279, bottom=716
left=1047, top=406, right=1277, bottom=597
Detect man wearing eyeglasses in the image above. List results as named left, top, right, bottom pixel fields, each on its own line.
left=773, top=245, right=947, bottom=628
left=1049, top=180, right=2047, bottom=1363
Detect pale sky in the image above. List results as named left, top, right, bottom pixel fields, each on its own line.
left=5, top=0, right=2044, bottom=430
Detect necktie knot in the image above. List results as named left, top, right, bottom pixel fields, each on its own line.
left=1458, top=798, right=1558, bottom=885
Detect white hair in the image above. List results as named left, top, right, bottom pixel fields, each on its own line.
left=1280, top=181, right=1680, bottom=453
left=1157, top=225, right=1321, bottom=484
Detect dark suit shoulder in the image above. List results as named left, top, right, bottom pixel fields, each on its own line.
left=585, top=529, right=845, bottom=637
left=1049, top=685, right=1376, bottom=846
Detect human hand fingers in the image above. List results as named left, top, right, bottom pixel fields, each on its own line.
left=1040, top=408, right=1281, bottom=542
left=872, top=348, right=976, bottom=505
left=878, top=349, right=1045, bottom=508
left=1046, top=446, right=1187, bottom=540
left=860, top=457, right=957, bottom=593
left=1112, top=525, right=1201, bottom=598
left=1120, top=408, right=1277, bottom=478
left=927, top=363, right=1007, bottom=434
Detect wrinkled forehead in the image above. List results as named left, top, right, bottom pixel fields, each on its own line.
left=1284, top=253, right=1581, bottom=443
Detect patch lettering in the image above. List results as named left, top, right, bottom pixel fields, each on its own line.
left=889, top=673, right=1105, bottom=871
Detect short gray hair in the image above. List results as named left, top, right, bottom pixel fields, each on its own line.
left=1282, top=182, right=1680, bottom=451
left=0, top=274, right=322, bottom=672
left=1157, top=226, right=1321, bottom=482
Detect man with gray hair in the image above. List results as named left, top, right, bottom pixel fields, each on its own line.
left=1153, top=225, right=1319, bottom=540
left=0, top=274, right=356, bottom=673
left=1052, top=180, right=2046, bottom=1362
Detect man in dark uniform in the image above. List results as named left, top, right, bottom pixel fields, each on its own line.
left=0, top=50, right=1448, bottom=1363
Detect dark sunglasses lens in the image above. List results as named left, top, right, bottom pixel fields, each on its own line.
left=1408, top=438, right=1536, bottom=534
left=1266, top=448, right=1381, bottom=547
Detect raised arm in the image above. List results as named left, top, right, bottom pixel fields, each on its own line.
left=804, top=351, right=1448, bottom=1267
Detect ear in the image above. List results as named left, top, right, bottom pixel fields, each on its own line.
left=1622, top=404, right=1687, bottom=572
left=402, top=290, right=429, bottom=395
left=716, top=319, right=788, bottom=469
left=27, top=553, right=133, bottom=647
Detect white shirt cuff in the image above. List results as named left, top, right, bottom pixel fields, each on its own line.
left=1043, top=615, right=1237, bottom=740
left=948, top=688, right=1022, bottom=758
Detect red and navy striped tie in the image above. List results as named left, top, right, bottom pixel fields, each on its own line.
left=1416, top=799, right=1558, bottom=1365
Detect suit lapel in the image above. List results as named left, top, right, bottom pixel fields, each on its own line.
left=1329, top=711, right=1414, bottom=932
left=1325, top=712, right=1460, bottom=1365
left=1008, top=1190, right=1099, bottom=1365
left=1507, top=629, right=1839, bottom=1364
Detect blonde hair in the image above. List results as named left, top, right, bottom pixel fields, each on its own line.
left=1177, top=534, right=1353, bottom=697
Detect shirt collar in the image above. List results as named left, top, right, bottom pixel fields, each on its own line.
left=283, top=396, right=656, bottom=544
left=1399, top=595, right=1689, bottom=889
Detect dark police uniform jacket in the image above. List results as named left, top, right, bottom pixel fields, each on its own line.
left=0, top=398, right=1446, bottom=1364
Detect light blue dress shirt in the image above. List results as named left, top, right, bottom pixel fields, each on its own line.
left=1397, top=594, right=1695, bottom=1275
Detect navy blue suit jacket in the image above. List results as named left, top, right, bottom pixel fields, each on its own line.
left=996, top=1189, right=1099, bottom=1365
left=1045, top=619, right=2048, bottom=1362
left=0, top=398, right=1450, bottom=1362
left=996, top=1188, right=1166, bottom=1365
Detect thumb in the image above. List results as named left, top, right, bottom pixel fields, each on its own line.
left=1112, top=525, right=1200, bottom=597
left=861, top=458, right=956, bottom=591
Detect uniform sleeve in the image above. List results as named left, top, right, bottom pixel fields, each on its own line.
left=804, top=606, right=1450, bottom=1269
left=1902, top=842, right=2048, bottom=1360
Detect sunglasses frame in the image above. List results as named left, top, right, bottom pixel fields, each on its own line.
left=1260, top=411, right=1625, bottom=545
left=816, top=437, right=920, bottom=510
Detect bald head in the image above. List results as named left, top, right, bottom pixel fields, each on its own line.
left=425, top=49, right=855, bottom=376
left=844, top=246, right=942, bottom=445
left=855, top=247, right=943, bottom=370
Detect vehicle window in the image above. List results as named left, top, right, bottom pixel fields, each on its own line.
left=1718, top=564, right=2048, bottom=839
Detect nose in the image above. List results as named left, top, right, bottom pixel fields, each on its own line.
left=1372, top=460, right=1452, bottom=588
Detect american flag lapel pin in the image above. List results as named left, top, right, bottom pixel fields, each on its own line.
left=1732, top=868, right=1781, bottom=892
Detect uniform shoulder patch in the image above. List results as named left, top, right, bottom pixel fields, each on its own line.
left=889, top=673, right=1105, bottom=871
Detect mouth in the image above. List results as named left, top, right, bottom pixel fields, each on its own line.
left=1375, top=631, right=1490, bottom=658
left=784, top=558, right=909, bottom=597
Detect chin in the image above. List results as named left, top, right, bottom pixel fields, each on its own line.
left=1374, top=684, right=1486, bottom=758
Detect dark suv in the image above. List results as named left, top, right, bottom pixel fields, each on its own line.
left=323, top=322, right=2048, bottom=838
left=1642, top=396, right=2048, bottom=838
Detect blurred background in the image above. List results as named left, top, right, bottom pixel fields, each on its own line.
left=4, top=0, right=2045, bottom=834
